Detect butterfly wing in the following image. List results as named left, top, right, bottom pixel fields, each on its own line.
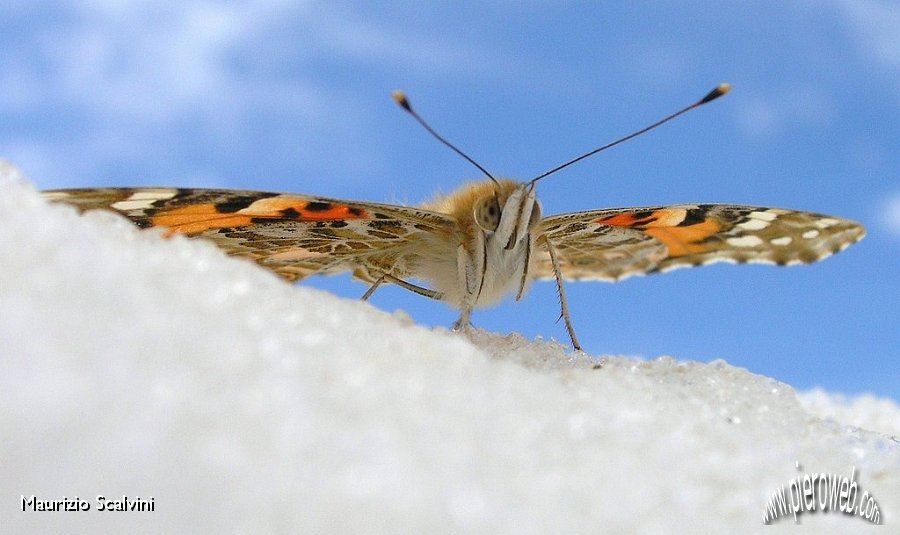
left=533, top=204, right=865, bottom=282
left=43, top=188, right=457, bottom=282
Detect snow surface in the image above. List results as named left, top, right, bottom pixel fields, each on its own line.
left=1, top=161, right=897, bottom=534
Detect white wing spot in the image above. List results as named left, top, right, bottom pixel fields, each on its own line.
left=112, top=199, right=153, bottom=210
left=802, top=229, right=820, bottom=239
left=726, top=235, right=764, bottom=247
left=748, top=210, right=778, bottom=222
left=129, top=190, right=177, bottom=201
left=815, top=218, right=840, bottom=229
left=112, top=189, right=178, bottom=211
left=770, top=236, right=792, bottom=246
left=738, top=218, right=770, bottom=230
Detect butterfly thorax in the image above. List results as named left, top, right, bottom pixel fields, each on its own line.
left=418, top=179, right=541, bottom=311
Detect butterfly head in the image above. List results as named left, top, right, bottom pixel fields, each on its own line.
left=472, top=179, right=541, bottom=251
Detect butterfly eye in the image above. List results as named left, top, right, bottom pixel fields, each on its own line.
left=474, top=195, right=502, bottom=231
left=528, top=201, right=542, bottom=230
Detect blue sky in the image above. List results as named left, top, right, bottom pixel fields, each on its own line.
left=2, top=1, right=897, bottom=398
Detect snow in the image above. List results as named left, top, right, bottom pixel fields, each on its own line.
left=1, top=161, right=897, bottom=533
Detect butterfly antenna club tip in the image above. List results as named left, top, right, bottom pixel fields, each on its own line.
left=529, top=82, right=732, bottom=184
left=391, top=90, right=498, bottom=184
left=699, top=83, right=731, bottom=105
left=392, top=90, right=411, bottom=111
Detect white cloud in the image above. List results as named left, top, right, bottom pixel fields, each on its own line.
left=733, top=86, right=836, bottom=138
left=311, top=7, right=497, bottom=74
left=833, top=0, right=900, bottom=68
left=734, top=97, right=778, bottom=138
left=0, top=1, right=331, bottom=184
left=28, top=1, right=304, bottom=121
left=0, top=1, right=514, bottom=185
left=1, top=2, right=503, bottom=121
left=883, top=192, right=900, bottom=237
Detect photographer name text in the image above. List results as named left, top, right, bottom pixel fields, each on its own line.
left=22, top=495, right=155, bottom=512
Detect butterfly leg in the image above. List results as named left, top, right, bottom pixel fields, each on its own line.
left=361, top=272, right=444, bottom=301
left=451, top=308, right=473, bottom=333
left=539, top=235, right=583, bottom=351
left=361, top=276, right=385, bottom=301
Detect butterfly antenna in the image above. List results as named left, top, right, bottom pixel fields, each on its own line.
left=529, top=83, right=731, bottom=185
left=393, top=91, right=500, bottom=186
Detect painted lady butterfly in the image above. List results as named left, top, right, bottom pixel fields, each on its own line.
left=43, top=85, right=865, bottom=350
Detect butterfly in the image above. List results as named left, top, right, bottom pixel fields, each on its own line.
left=42, top=85, right=865, bottom=350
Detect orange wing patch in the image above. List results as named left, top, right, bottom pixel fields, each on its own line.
left=152, top=197, right=370, bottom=236
left=597, top=208, right=721, bottom=257
left=643, top=219, right=721, bottom=257
left=247, top=197, right=370, bottom=221
left=596, top=208, right=688, bottom=228
left=152, top=204, right=254, bottom=235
